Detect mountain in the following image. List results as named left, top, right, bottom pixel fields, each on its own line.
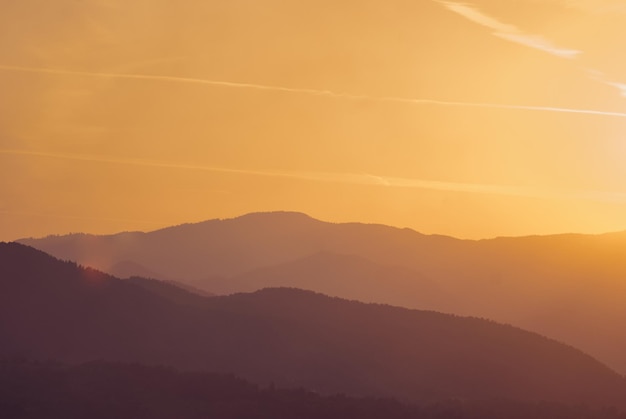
left=107, top=260, right=170, bottom=281
left=126, top=277, right=214, bottom=306
left=202, top=251, right=457, bottom=313
left=2, top=241, right=626, bottom=407
left=18, top=212, right=626, bottom=374
left=4, top=361, right=626, bottom=419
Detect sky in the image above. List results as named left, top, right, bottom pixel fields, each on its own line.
left=2, top=0, right=626, bottom=240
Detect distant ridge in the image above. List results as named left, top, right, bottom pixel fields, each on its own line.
left=2, top=241, right=625, bottom=407
left=203, top=251, right=453, bottom=312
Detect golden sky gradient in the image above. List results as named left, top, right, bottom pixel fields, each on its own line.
left=2, top=0, right=626, bottom=240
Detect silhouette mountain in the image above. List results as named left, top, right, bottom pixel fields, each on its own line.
left=1, top=242, right=626, bottom=407
left=107, top=259, right=170, bottom=281
left=126, top=277, right=214, bottom=306
left=19, top=212, right=626, bottom=374
left=4, top=361, right=626, bottom=419
left=3, top=360, right=626, bottom=419
left=203, top=251, right=456, bottom=312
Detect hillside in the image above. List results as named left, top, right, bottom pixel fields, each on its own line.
left=202, top=251, right=456, bottom=312
left=18, top=212, right=626, bottom=373
left=1, top=242, right=626, bottom=407
left=0, top=360, right=626, bottom=419
left=4, top=360, right=626, bottom=419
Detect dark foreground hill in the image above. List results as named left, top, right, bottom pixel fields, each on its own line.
left=1, top=242, right=626, bottom=408
left=19, top=212, right=626, bottom=374
left=2, top=360, right=626, bottom=419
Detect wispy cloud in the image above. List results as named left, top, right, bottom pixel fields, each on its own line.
left=588, top=69, right=626, bottom=97
left=2, top=64, right=626, bottom=119
left=3, top=149, right=626, bottom=203
left=376, top=174, right=626, bottom=203
left=605, top=80, right=626, bottom=97
left=436, top=1, right=626, bottom=102
left=437, top=1, right=581, bottom=58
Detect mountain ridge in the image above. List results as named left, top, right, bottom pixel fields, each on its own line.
left=4, top=360, right=626, bottom=419
left=22, top=211, right=626, bottom=243
left=16, top=212, right=626, bottom=374
left=2, top=241, right=625, bottom=407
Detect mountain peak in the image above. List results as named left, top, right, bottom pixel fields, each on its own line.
left=233, top=211, right=315, bottom=221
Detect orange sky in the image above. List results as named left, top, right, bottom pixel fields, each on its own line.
left=2, top=0, right=626, bottom=241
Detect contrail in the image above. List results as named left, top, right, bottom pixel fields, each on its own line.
left=0, top=149, right=275, bottom=177
left=3, top=149, right=626, bottom=203
left=375, top=96, right=626, bottom=118
left=0, top=64, right=345, bottom=97
left=0, top=149, right=360, bottom=182
left=2, top=64, right=626, bottom=118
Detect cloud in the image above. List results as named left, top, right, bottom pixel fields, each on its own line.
left=437, top=1, right=581, bottom=58
left=596, top=79, right=626, bottom=98
left=437, top=2, right=626, bottom=101
left=374, top=174, right=626, bottom=203
left=605, top=81, right=626, bottom=97
left=2, top=64, right=626, bottom=119
left=587, top=69, right=626, bottom=97
left=3, top=149, right=626, bottom=204
left=495, top=32, right=580, bottom=58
